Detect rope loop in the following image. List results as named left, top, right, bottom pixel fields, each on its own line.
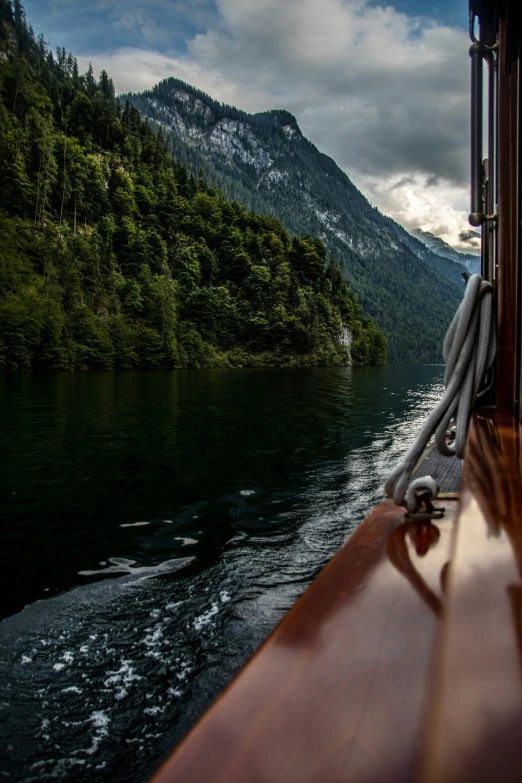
left=385, top=273, right=495, bottom=508
left=404, top=476, right=439, bottom=514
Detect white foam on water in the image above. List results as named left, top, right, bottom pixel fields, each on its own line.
left=85, top=710, right=110, bottom=756
left=193, top=603, right=219, bottom=631
left=143, top=705, right=165, bottom=716
left=142, top=626, right=163, bottom=646
left=23, top=757, right=90, bottom=783
left=103, top=660, right=142, bottom=701
left=78, top=556, right=194, bottom=578
left=239, top=489, right=255, bottom=496
left=165, top=601, right=183, bottom=611
left=175, top=659, right=193, bottom=682
left=119, top=522, right=150, bottom=528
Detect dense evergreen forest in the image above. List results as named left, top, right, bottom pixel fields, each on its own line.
left=125, top=78, right=463, bottom=363
left=0, top=1, right=386, bottom=372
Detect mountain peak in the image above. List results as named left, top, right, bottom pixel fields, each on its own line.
left=153, top=77, right=212, bottom=105
left=123, top=79, right=464, bottom=362
left=254, top=109, right=301, bottom=135
left=411, top=229, right=480, bottom=273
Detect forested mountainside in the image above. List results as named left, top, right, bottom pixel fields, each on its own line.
left=0, top=1, right=386, bottom=373
left=411, top=229, right=481, bottom=275
left=389, top=222, right=467, bottom=289
left=124, top=78, right=465, bottom=363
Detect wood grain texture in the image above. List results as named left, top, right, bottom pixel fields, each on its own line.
left=150, top=500, right=455, bottom=783
left=419, top=410, right=522, bottom=783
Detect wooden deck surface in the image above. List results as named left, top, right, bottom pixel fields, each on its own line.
left=150, top=410, right=522, bottom=782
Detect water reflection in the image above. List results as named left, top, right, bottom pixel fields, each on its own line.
left=387, top=520, right=444, bottom=616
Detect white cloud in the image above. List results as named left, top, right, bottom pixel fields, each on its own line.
left=76, top=49, right=241, bottom=101
left=357, top=172, right=478, bottom=252
left=78, top=0, right=476, bottom=252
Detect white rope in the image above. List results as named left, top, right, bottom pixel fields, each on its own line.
left=385, top=273, right=496, bottom=509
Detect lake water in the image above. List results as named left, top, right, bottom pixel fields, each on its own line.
left=0, top=365, right=444, bottom=782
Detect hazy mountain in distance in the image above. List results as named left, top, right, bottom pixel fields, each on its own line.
left=389, top=222, right=467, bottom=289
left=412, top=229, right=481, bottom=275
left=122, top=78, right=464, bottom=362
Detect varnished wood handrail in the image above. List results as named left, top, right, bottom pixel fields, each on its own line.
left=419, top=410, right=522, bottom=783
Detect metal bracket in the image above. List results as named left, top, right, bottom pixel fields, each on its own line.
left=405, top=507, right=445, bottom=522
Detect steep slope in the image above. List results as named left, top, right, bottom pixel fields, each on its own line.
left=0, top=1, right=386, bottom=372
left=412, top=229, right=481, bottom=275
left=123, top=78, right=464, bottom=363
left=389, top=221, right=467, bottom=289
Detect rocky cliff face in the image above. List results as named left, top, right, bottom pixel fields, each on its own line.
left=122, top=79, right=464, bottom=362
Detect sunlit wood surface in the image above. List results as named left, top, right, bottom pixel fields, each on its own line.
left=150, top=410, right=522, bottom=782
left=419, top=410, right=522, bottom=783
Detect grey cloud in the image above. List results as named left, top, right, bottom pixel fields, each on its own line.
left=459, top=229, right=480, bottom=241
left=185, top=0, right=470, bottom=187
left=459, top=230, right=481, bottom=247
left=44, top=0, right=472, bottom=189
left=390, top=176, right=416, bottom=190
left=78, top=0, right=473, bottom=249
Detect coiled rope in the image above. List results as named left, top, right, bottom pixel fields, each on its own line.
left=385, top=273, right=496, bottom=510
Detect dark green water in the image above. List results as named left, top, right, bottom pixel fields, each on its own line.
left=0, top=365, right=444, bottom=782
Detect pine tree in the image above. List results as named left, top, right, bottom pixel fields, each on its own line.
left=85, top=62, right=96, bottom=97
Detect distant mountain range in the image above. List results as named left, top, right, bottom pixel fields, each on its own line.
left=411, top=229, right=481, bottom=275
left=123, top=79, right=469, bottom=362
left=390, top=222, right=469, bottom=290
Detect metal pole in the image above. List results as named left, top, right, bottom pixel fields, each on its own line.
left=470, top=43, right=485, bottom=226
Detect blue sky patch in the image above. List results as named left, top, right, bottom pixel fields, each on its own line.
left=24, top=0, right=468, bottom=58
left=23, top=0, right=218, bottom=56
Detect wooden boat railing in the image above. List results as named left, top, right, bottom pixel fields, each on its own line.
left=150, top=411, right=522, bottom=783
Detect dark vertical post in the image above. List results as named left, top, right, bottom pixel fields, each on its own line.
left=495, top=9, right=520, bottom=413
left=470, top=45, right=485, bottom=227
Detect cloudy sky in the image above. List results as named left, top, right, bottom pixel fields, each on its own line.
left=24, top=0, right=478, bottom=253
